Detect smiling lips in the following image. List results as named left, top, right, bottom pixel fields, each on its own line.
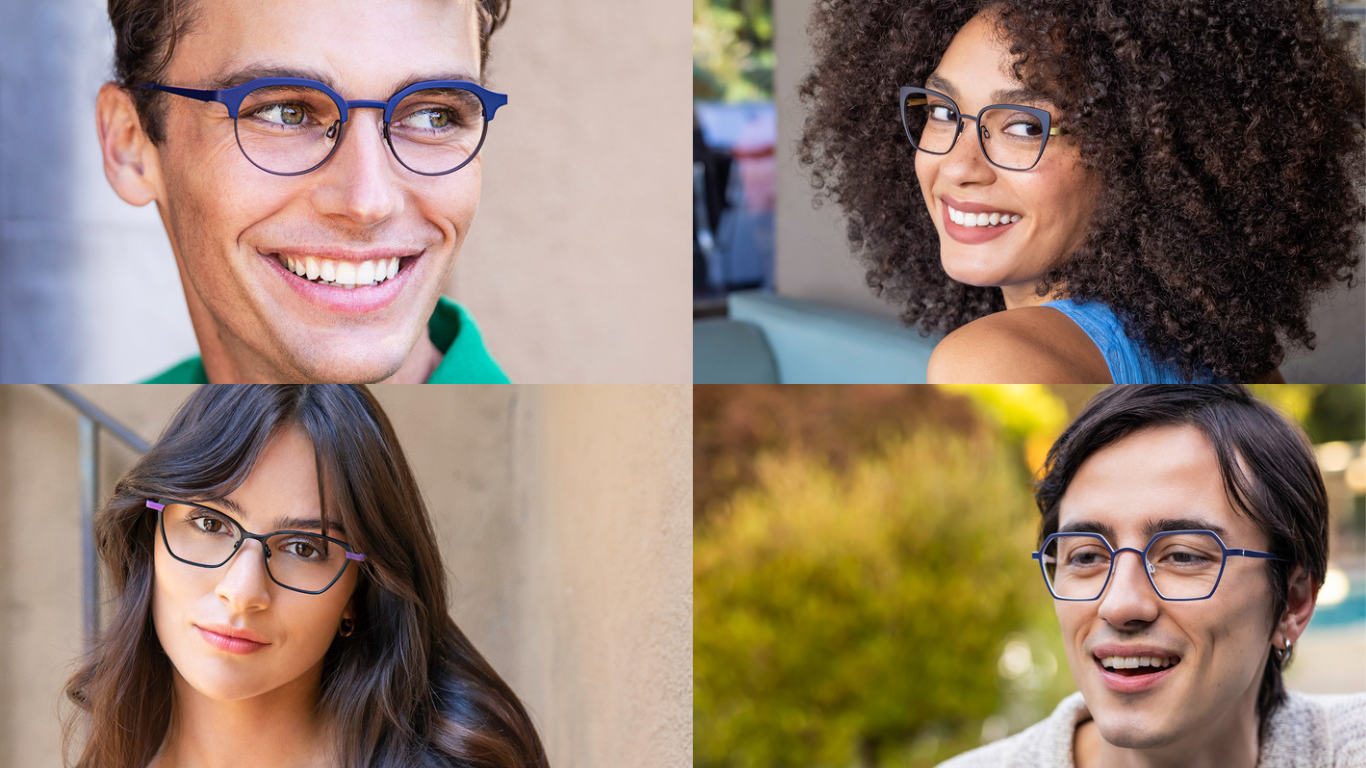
left=273, top=253, right=403, bottom=289
left=1092, top=646, right=1182, bottom=693
left=940, top=197, right=1021, bottom=244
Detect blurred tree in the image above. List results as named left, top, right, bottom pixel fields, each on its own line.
left=1302, top=385, right=1365, bottom=443
left=695, top=430, right=1047, bottom=768
left=694, top=385, right=984, bottom=524
left=693, top=0, right=774, bottom=101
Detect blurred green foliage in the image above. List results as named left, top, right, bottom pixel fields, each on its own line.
left=695, top=430, right=1061, bottom=768
left=694, top=0, right=774, bottom=101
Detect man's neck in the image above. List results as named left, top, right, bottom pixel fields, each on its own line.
left=1072, top=701, right=1260, bottom=768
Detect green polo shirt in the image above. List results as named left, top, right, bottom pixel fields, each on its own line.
left=141, top=297, right=509, bottom=383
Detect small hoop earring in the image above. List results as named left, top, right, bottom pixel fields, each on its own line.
left=1274, top=638, right=1292, bottom=663
left=339, top=618, right=355, bottom=638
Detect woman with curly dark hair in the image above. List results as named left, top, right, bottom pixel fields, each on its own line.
left=798, top=0, right=1365, bottom=383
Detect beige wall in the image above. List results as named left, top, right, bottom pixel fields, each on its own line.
left=0, top=384, right=691, bottom=768
left=0, top=0, right=691, bottom=384
left=772, top=0, right=1366, bottom=381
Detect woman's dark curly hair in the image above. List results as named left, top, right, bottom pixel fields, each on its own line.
left=798, top=0, right=1365, bottom=381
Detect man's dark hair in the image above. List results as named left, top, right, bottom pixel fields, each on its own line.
left=1035, top=385, right=1328, bottom=736
left=108, top=0, right=511, bottom=144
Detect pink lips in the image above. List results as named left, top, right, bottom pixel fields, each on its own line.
left=261, top=250, right=417, bottom=316
left=1093, top=656, right=1179, bottom=694
left=197, top=625, right=270, bottom=655
left=941, top=199, right=1019, bottom=245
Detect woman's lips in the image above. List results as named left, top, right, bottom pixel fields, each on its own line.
left=197, top=625, right=270, bottom=655
left=941, top=200, right=1019, bottom=244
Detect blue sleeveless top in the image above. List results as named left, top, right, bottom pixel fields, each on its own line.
left=1041, top=299, right=1220, bottom=383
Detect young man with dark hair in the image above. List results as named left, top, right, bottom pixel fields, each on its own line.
left=942, top=385, right=1364, bottom=767
left=97, top=0, right=512, bottom=383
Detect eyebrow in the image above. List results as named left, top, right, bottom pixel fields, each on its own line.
left=198, top=498, right=345, bottom=535
left=1057, top=517, right=1231, bottom=542
left=209, top=64, right=483, bottom=93
left=924, top=73, right=1046, bottom=107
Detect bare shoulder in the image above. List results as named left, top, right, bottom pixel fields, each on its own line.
left=927, top=306, right=1111, bottom=384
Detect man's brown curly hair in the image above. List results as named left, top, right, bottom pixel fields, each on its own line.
left=798, top=0, right=1365, bottom=381
left=108, top=0, right=511, bottom=145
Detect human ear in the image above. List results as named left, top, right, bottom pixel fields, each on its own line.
left=1274, top=565, right=1316, bottom=648
left=96, top=82, right=162, bottom=206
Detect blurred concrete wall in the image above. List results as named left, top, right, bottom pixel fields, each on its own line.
left=0, top=0, right=691, bottom=384
left=773, top=0, right=1366, bottom=383
left=0, top=384, right=692, bottom=768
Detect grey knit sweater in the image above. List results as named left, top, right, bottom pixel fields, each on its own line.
left=937, top=691, right=1366, bottom=768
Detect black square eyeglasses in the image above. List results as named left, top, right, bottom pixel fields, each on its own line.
left=147, top=499, right=366, bottom=595
left=898, top=86, right=1062, bottom=172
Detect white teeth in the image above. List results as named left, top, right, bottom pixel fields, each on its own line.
left=356, top=260, right=375, bottom=286
left=1101, top=655, right=1178, bottom=670
left=333, top=261, right=357, bottom=286
left=946, top=204, right=1021, bottom=228
left=276, top=254, right=403, bottom=288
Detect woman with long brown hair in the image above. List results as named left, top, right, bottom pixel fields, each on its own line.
left=63, top=385, right=548, bottom=768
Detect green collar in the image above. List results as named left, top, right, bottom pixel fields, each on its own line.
left=141, top=297, right=508, bottom=383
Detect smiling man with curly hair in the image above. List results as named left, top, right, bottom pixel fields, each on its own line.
left=799, top=0, right=1364, bottom=383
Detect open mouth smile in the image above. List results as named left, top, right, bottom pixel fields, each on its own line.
left=260, top=248, right=422, bottom=315
left=1092, top=648, right=1183, bottom=693
left=272, top=253, right=406, bottom=289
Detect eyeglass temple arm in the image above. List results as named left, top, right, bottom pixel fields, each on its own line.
left=138, top=83, right=223, bottom=104
left=1226, top=549, right=1284, bottom=561
left=146, top=500, right=164, bottom=511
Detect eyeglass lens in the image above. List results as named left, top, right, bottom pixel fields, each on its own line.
left=160, top=502, right=352, bottom=592
left=1041, top=532, right=1226, bottom=600
left=902, top=92, right=1047, bottom=171
left=234, top=84, right=489, bottom=175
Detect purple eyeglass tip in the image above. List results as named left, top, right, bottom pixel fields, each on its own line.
left=145, top=500, right=165, bottom=511
left=346, top=552, right=367, bottom=562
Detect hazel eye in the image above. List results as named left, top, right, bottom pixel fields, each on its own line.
left=252, top=103, right=309, bottom=126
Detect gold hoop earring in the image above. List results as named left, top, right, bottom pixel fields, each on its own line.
left=339, top=617, right=355, bottom=638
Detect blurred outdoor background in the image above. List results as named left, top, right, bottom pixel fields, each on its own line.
left=694, top=384, right=1366, bottom=768
left=694, top=0, right=776, bottom=310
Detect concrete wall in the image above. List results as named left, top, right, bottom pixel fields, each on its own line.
left=773, top=0, right=1366, bottom=382
left=0, top=384, right=692, bottom=768
left=0, top=0, right=691, bottom=384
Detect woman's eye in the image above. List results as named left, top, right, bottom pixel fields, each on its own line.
left=1003, top=119, right=1043, bottom=138
left=286, top=541, right=319, bottom=558
left=254, top=103, right=308, bottom=126
left=929, top=105, right=957, bottom=122
left=192, top=517, right=223, bottom=533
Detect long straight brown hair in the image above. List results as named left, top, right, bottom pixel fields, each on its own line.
left=63, top=385, right=549, bottom=768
